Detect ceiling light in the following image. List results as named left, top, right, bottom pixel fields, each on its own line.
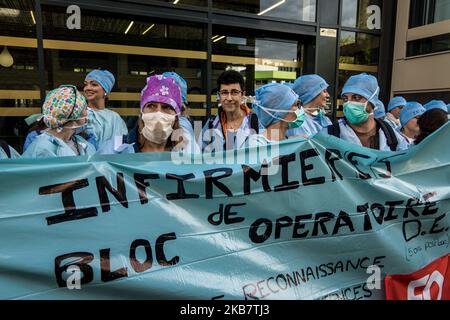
left=257, top=0, right=286, bottom=16
left=213, top=36, right=226, bottom=43
left=142, top=24, right=155, bottom=35
left=124, top=21, right=134, bottom=34
left=30, top=11, right=36, bottom=24
left=0, top=46, right=14, bottom=68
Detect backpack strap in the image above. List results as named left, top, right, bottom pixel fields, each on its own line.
left=327, top=118, right=341, bottom=138
left=0, top=140, right=11, bottom=158
left=375, top=118, right=398, bottom=152
left=249, top=113, right=260, bottom=134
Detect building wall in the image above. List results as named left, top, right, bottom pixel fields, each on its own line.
left=391, top=0, right=450, bottom=102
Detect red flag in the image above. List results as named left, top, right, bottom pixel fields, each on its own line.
left=385, top=254, right=450, bottom=300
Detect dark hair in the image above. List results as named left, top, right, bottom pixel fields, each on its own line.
left=217, top=70, right=245, bottom=92
left=415, top=109, right=448, bottom=145
left=29, top=118, right=47, bottom=133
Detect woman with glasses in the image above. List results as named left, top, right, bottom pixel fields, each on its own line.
left=22, top=86, right=96, bottom=158
left=201, top=70, right=263, bottom=153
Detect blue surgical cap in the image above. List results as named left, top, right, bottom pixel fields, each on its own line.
left=342, top=73, right=380, bottom=108
left=163, top=72, right=188, bottom=105
left=253, top=83, right=299, bottom=128
left=292, top=75, right=329, bottom=105
left=447, top=104, right=450, bottom=113
left=400, top=102, right=426, bottom=128
left=374, top=100, right=386, bottom=119
left=423, top=100, right=447, bottom=112
left=85, top=70, right=115, bottom=94
left=387, top=96, right=407, bottom=112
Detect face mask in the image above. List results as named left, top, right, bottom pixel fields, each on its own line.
left=256, top=103, right=301, bottom=126
left=288, top=108, right=306, bottom=129
left=343, top=88, right=379, bottom=125
left=65, top=117, right=88, bottom=135
left=343, top=101, right=371, bottom=125
left=141, top=111, right=176, bottom=144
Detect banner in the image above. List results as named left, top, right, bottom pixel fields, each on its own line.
left=0, top=124, right=449, bottom=300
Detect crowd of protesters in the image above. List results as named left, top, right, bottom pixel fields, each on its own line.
left=0, top=69, right=448, bottom=160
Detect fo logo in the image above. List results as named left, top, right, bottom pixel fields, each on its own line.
left=407, top=271, right=444, bottom=300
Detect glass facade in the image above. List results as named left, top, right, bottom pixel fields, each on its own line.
left=213, top=0, right=317, bottom=22
left=407, top=33, right=450, bottom=57
left=342, top=0, right=382, bottom=30
left=0, top=0, right=40, bottom=150
left=212, top=26, right=303, bottom=95
left=0, top=0, right=393, bottom=152
left=337, top=0, right=382, bottom=110
left=410, top=0, right=450, bottom=28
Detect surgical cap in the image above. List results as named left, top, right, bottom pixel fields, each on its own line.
left=85, top=69, right=115, bottom=94
left=163, top=72, right=188, bottom=105
left=43, top=86, right=87, bottom=129
left=387, top=96, right=407, bottom=112
left=400, top=102, right=426, bottom=128
left=423, top=100, right=447, bottom=112
left=292, top=75, right=329, bottom=105
left=374, top=100, right=386, bottom=119
left=140, top=75, right=182, bottom=114
left=253, top=83, right=299, bottom=128
left=342, top=73, right=380, bottom=108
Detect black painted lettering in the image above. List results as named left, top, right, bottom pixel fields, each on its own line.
left=293, top=214, right=312, bottom=239
left=274, top=154, right=299, bottom=192
left=242, top=165, right=271, bottom=195
left=224, top=203, right=246, bottom=225
left=384, top=200, right=403, bottom=221
left=130, top=239, right=153, bottom=273
left=204, top=168, right=233, bottom=199
left=358, top=203, right=372, bottom=231
left=156, top=232, right=179, bottom=266
left=134, top=173, right=159, bottom=205
left=325, top=149, right=344, bottom=182
left=100, top=248, right=128, bottom=282
left=312, top=212, right=335, bottom=236
left=275, top=216, right=293, bottom=239
left=96, top=173, right=128, bottom=213
left=166, top=174, right=200, bottom=201
left=249, top=218, right=272, bottom=244
left=40, top=179, right=98, bottom=226
left=54, top=252, right=94, bottom=287
left=347, top=152, right=372, bottom=180
left=429, top=214, right=446, bottom=234
left=332, top=211, right=355, bottom=235
left=370, top=203, right=385, bottom=225
left=300, top=149, right=326, bottom=186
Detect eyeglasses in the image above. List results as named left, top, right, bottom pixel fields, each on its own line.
left=219, top=90, right=243, bottom=97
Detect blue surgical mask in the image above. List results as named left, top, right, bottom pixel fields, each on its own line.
left=343, top=88, right=379, bottom=125
left=74, top=124, right=88, bottom=135
left=289, top=108, right=306, bottom=129
left=343, top=101, right=371, bottom=125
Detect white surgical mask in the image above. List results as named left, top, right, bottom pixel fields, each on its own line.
left=141, top=112, right=176, bottom=144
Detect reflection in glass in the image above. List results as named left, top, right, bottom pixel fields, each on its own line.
left=212, top=28, right=302, bottom=95
left=339, top=31, right=380, bottom=66
left=153, top=0, right=207, bottom=6
left=342, top=0, right=382, bottom=30
left=42, top=5, right=206, bottom=51
left=213, top=0, right=316, bottom=22
left=0, top=0, right=36, bottom=37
